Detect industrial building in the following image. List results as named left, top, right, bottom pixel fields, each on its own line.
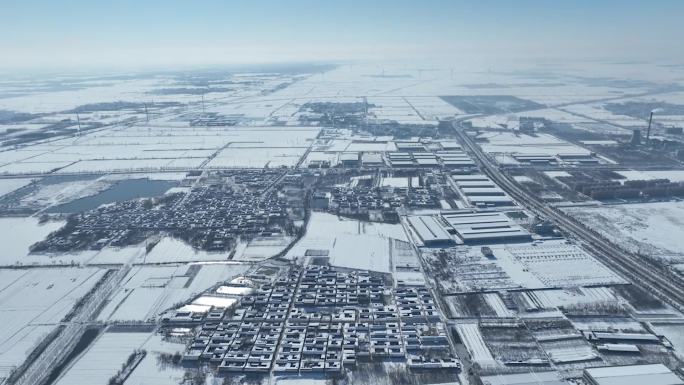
left=480, top=371, right=568, bottom=385
left=407, top=216, right=454, bottom=246
left=583, top=364, right=683, bottom=385
left=451, top=174, right=516, bottom=207
left=340, top=152, right=360, bottom=167
left=386, top=147, right=476, bottom=169
left=395, top=141, right=425, bottom=152
left=441, top=211, right=531, bottom=244
left=439, top=140, right=462, bottom=150
left=435, top=151, right=475, bottom=168
left=361, top=152, right=384, bottom=167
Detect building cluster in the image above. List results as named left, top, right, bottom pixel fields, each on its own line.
left=219, top=169, right=287, bottom=191
left=305, top=135, right=478, bottom=170
left=298, top=101, right=370, bottom=128
left=322, top=185, right=438, bottom=216
left=511, top=152, right=599, bottom=165
left=174, top=265, right=460, bottom=374
left=387, top=150, right=475, bottom=169
left=392, top=140, right=476, bottom=170
left=31, top=182, right=289, bottom=252
left=572, top=178, right=684, bottom=200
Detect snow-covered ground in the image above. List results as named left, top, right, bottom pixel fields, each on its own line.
left=285, top=212, right=408, bottom=273
left=0, top=267, right=105, bottom=379
left=124, top=333, right=186, bottom=385
left=0, top=217, right=65, bottom=265
left=0, top=177, right=34, bottom=197
left=144, top=237, right=234, bottom=264
left=54, top=330, right=152, bottom=385
left=565, top=201, right=684, bottom=263
left=98, top=263, right=249, bottom=322
left=233, top=236, right=293, bottom=262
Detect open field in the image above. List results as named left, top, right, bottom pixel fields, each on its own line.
left=565, top=201, right=684, bottom=265
left=98, top=263, right=250, bottom=322
left=0, top=267, right=106, bottom=379
left=285, top=212, right=408, bottom=273
left=54, top=329, right=152, bottom=385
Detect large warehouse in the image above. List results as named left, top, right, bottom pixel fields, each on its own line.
left=583, top=364, right=684, bottom=385
left=451, top=174, right=516, bottom=207
left=406, top=216, right=454, bottom=246
left=441, top=211, right=531, bottom=244
left=480, top=371, right=568, bottom=385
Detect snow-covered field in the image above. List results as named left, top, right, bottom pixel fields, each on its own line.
left=124, top=333, right=186, bottom=385
left=285, top=212, right=408, bottom=273
left=54, top=330, right=152, bottom=385
left=0, top=122, right=319, bottom=174
left=0, top=217, right=65, bottom=265
left=0, top=177, right=34, bottom=197
left=233, top=236, right=293, bottom=262
left=560, top=103, right=646, bottom=127
left=98, top=263, right=250, bottom=322
left=144, top=237, right=235, bottom=264
left=16, top=176, right=112, bottom=209
left=565, top=201, right=684, bottom=262
left=0, top=267, right=105, bottom=378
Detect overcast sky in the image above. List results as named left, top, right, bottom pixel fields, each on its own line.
left=2, top=0, right=683, bottom=70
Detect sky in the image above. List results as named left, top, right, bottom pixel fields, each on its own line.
left=1, top=0, right=683, bottom=71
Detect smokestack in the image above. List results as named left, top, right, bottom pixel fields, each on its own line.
left=647, top=111, right=654, bottom=140
left=647, top=108, right=663, bottom=141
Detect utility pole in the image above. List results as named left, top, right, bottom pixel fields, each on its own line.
left=75, top=113, right=82, bottom=137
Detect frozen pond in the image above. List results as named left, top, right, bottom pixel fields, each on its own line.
left=45, top=178, right=177, bottom=213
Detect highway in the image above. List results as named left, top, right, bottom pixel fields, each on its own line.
left=452, top=120, right=684, bottom=313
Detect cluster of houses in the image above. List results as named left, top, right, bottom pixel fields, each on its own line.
left=323, top=185, right=437, bottom=217
left=175, top=265, right=460, bottom=375
left=33, top=181, right=289, bottom=252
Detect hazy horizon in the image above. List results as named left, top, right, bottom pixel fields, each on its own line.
left=2, top=0, right=684, bottom=71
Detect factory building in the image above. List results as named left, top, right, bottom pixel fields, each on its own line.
left=480, top=371, right=568, bottom=385
left=451, top=174, right=516, bottom=207
left=583, top=364, right=683, bottom=385
left=441, top=211, right=531, bottom=244
left=340, top=152, right=360, bottom=167
left=361, top=152, right=384, bottom=167
left=407, top=216, right=454, bottom=246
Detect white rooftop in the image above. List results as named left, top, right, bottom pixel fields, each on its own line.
left=481, top=371, right=567, bottom=385
left=407, top=216, right=453, bottom=244
left=442, top=211, right=530, bottom=243
left=584, top=364, right=683, bottom=385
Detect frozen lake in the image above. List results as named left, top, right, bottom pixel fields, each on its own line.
left=45, top=178, right=177, bottom=213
